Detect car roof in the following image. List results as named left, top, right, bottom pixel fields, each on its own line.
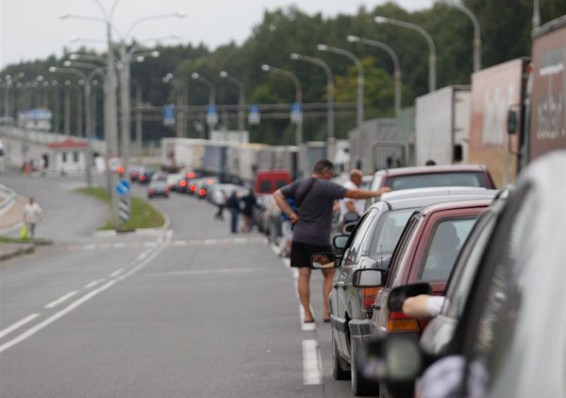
left=370, top=187, right=498, bottom=211
left=373, top=164, right=488, bottom=177
left=415, top=198, right=494, bottom=216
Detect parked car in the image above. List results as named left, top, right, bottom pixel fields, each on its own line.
left=329, top=188, right=497, bottom=396
left=360, top=151, right=566, bottom=398
left=368, top=165, right=496, bottom=207
left=137, top=168, right=157, bottom=184
left=353, top=198, right=494, bottom=397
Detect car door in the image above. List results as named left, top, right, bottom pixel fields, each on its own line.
left=332, top=209, right=377, bottom=355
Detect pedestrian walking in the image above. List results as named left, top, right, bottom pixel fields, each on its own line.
left=273, top=159, right=390, bottom=323
left=226, top=190, right=241, bottom=234
left=23, top=197, right=43, bottom=239
left=213, top=189, right=226, bottom=220
left=278, top=197, right=297, bottom=257
left=240, top=189, right=257, bottom=232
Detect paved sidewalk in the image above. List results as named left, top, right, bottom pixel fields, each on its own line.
left=0, top=195, right=33, bottom=261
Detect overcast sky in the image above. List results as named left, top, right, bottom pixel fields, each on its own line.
left=0, top=0, right=435, bottom=69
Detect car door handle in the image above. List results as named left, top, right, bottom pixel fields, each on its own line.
left=334, top=282, right=346, bottom=289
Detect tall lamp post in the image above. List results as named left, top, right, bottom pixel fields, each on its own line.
left=163, top=73, right=190, bottom=138
left=375, top=16, right=437, bottom=92
left=347, top=35, right=402, bottom=117
left=192, top=72, right=217, bottom=135
left=49, top=66, right=95, bottom=186
left=261, top=64, right=303, bottom=148
left=290, top=53, right=335, bottom=159
left=440, top=1, right=481, bottom=71
left=219, top=71, right=245, bottom=133
left=317, top=43, right=364, bottom=169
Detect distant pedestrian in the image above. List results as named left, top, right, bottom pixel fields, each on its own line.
left=23, top=197, right=43, bottom=239
left=226, top=190, right=241, bottom=234
left=213, top=189, right=226, bottom=221
left=278, top=197, right=296, bottom=257
left=273, top=159, right=391, bottom=323
left=339, top=169, right=365, bottom=226
left=240, top=189, right=257, bottom=232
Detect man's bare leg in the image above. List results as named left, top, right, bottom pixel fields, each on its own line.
left=321, top=268, right=335, bottom=320
left=298, top=267, right=314, bottom=322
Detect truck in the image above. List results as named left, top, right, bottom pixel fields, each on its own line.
left=414, top=85, right=471, bottom=167
left=524, top=15, right=566, bottom=164
left=469, top=58, right=530, bottom=187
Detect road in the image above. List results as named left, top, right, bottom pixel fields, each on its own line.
left=0, top=172, right=354, bottom=398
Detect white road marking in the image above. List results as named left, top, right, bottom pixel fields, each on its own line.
left=172, top=240, right=188, bottom=246
left=84, top=279, right=104, bottom=289
left=109, top=268, right=125, bottom=278
left=83, top=244, right=96, bottom=250
left=203, top=239, right=217, bottom=245
left=45, top=291, right=79, bottom=309
left=0, top=314, right=40, bottom=339
left=113, top=243, right=127, bottom=249
left=302, top=339, right=323, bottom=385
left=0, top=244, right=167, bottom=354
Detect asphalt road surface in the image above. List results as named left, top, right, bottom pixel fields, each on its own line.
left=0, top=172, right=356, bottom=398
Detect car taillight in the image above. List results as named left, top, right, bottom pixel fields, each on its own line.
left=187, top=172, right=195, bottom=179
left=198, top=188, right=206, bottom=196
left=190, top=185, right=197, bottom=192
left=140, top=175, right=146, bottom=181
left=387, top=312, right=420, bottom=332
left=149, top=189, right=155, bottom=194
left=361, top=287, right=379, bottom=311
left=180, top=180, right=187, bottom=187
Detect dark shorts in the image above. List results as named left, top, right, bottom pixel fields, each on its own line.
left=290, top=241, right=332, bottom=268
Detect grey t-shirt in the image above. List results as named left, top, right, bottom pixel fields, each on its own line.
left=280, top=178, right=347, bottom=245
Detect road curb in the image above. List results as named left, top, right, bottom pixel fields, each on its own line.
left=0, top=243, right=35, bottom=262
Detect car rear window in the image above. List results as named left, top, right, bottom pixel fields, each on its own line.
left=368, top=209, right=414, bottom=258
left=419, top=217, right=477, bottom=282
left=387, top=172, right=490, bottom=190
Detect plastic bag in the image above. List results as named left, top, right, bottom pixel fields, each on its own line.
left=19, top=225, right=28, bottom=239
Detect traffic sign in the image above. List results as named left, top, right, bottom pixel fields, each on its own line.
left=108, top=156, right=122, bottom=172
left=248, top=104, right=260, bottom=125
left=115, top=179, right=131, bottom=196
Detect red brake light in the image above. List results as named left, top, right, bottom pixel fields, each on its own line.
left=198, top=188, right=206, bottom=196
left=180, top=180, right=187, bottom=187
left=190, top=185, right=197, bottom=192
left=206, top=178, right=214, bottom=185
left=187, top=172, right=195, bottom=179
left=117, top=166, right=124, bottom=175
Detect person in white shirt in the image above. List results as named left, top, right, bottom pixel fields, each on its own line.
left=339, top=169, right=365, bottom=222
left=23, top=197, right=43, bottom=239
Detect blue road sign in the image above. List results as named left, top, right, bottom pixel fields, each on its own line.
left=115, top=179, right=131, bottom=196
left=163, top=104, right=175, bottom=126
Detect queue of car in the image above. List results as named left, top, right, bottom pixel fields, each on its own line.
left=318, top=151, right=565, bottom=398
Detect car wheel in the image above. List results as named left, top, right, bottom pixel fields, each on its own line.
left=351, top=337, right=380, bottom=396
left=332, top=329, right=350, bottom=380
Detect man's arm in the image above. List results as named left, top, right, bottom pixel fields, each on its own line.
left=273, top=189, right=298, bottom=224
left=345, top=187, right=391, bottom=200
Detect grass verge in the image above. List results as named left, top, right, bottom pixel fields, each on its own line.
left=77, top=187, right=165, bottom=231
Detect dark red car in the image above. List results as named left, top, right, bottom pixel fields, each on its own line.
left=353, top=198, right=493, bottom=397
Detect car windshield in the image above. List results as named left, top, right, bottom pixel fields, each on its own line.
left=368, top=209, right=414, bottom=259
left=388, top=172, right=488, bottom=190
left=419, top=217, right=478, bottom=282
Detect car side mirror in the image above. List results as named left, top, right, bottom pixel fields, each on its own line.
left=388, top=283, right=433, bottom=312
left=311, top=252, right=337, bottom=269
left=333, top=234, right=349, bottom=250
left=358, top=335, right=422, bottom=396
left=352, top=268, right=384, bottom=288
left=342, top=221, right=358, bottom=234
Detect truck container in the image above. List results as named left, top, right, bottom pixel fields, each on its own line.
left=348, top=118, right=398, bottom=174
left=469, top=58, right=529, bottom=187
left=526, top=15, right=566, bottom=163
left=415, top=86, right=470, bottom=167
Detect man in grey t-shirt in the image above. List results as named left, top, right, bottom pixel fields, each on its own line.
left=274, top=159, right=390, bottom=324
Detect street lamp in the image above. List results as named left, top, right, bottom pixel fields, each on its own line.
left=163, top=73, right=190, bottom=138
left=219, top=71, right=246, bottom=133
left=317, top=43, right=364, bottom=169
left=192, top=73, right=217, bottom=133
left=440, top=1, right=481, bottom=71
left=261, top=64, right=303, bottom=147
left=347, top=35, right=402, bottom=117
left=290, top=53, right=335, bottom=158
left=49, top=65, right=95, bottom=186
left=375, top=16, right=437, bottom=92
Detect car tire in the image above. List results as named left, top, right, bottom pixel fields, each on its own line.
left=351, top=337, right=380, bottom=396
left=332, top=330, right=350, bottom=380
